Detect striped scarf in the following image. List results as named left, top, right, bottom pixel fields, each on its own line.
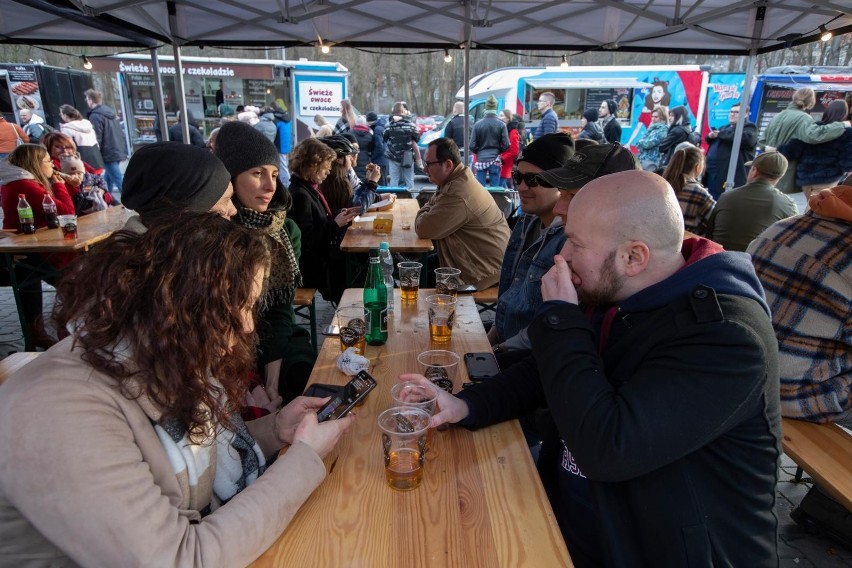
left=235, top=203, right=301, bottom=307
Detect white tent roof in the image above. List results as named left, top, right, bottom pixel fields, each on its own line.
left=2, top=0, right=851, bottom=54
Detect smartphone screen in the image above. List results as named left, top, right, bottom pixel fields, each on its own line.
left=316, top=371, right=377, bottom=422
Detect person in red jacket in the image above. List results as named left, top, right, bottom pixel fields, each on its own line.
left=0, top=144, right=77, bottom=348
left=42, top=130, right=113, bottom=208
left=498, top=109, right=520, bottom=188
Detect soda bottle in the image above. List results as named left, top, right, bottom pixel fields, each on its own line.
left=42, top=194, right=59, bottom=229
left=378, top=241, right=395, bottom=314
left=17, top=195, right=35, bottom=234
left=363, top=249, right=388, bottom=346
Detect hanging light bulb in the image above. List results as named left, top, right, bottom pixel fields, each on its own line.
left=320, top=41, right=330, bottom=54
left=443, top=49, right=452, bottom=63
left=82, top=55, right=93, bottom=70
left=560, top=54, right=569, bottom=68
left=819, top=25, right=832, bottom=42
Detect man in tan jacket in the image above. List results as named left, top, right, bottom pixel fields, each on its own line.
left=416, top=137, right=510, bottom=289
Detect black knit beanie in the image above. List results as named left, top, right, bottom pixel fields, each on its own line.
left=214, top=120, right=281, bottom=178
left=583, top=108, right=599, bottom=123
left=122, top=142, right=231, bottom=223
left=517, top=132, right=575, bottom=171
left=605, top=99, right=617, bottom=116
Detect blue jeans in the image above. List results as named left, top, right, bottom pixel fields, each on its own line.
left=475, top=163, right=501, bottom=187
left=387, top=160, right=414, bottom=189
left=103, top=161, right=124, bottom=196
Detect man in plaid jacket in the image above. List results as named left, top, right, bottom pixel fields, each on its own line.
left=747, top=184, right=851, bottom=426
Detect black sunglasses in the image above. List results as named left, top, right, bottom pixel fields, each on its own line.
left=511, top=170, right=553, bottom=188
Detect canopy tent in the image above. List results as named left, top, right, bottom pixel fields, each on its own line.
left=2, top=0, right=850, bottom=182
left=2, top=0, right=851, bottom=54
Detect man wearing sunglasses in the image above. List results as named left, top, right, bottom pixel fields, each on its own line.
left=488, top=133, right=575, bottom=359
left=415, top=137, right=510, bottom=290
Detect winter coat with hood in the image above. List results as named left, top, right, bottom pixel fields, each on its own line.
left=456, top=238, right=781, bottom=567
left=577, top=120, right=606, bottom=143
left=254, top=112, right=278, bottom=145
left=61, top=119, right=105, bottom=169
left=87, top=104, right=127, bottom=163
left=635, top=121, right=668, bottom=169
left=659, top=123, right=692, bottom=166
left=351, top=124, right=374, bottom=179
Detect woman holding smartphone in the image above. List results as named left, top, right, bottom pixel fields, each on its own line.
left=0, top=213, right=354, bottom=567
left=282, top=137, right=360, bottom=304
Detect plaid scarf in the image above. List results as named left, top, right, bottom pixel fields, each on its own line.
left=235, top=203, right=301, bottom=307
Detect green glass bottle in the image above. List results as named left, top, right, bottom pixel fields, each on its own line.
left=364, top=249, right=388, bottom=346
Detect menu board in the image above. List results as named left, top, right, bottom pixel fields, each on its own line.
left=4, top=65, right=45, bottom=119
left=246, top=80, right=269, bottom=107
left=586, top=88, right=632, bottom=122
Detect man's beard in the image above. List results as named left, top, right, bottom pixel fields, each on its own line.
left=576, top=250, right=625, bottom=307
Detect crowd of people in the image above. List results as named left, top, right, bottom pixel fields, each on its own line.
left=0, top=84, right=850, bottom=566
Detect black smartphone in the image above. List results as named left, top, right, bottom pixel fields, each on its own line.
left=316, top=371, right=377, bottom=422
left=303, top=383, right=342, bottom=398
left=464, top=352, right=501, bottom=381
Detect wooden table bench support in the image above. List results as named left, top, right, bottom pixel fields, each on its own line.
left=781, top=417, right=852, bottom=512
left=292, top=288, right=318, bottom=352
left=471, top=286, right=499, bottom=315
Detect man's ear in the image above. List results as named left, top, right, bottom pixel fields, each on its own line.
left=622, top=240, right=650, bottom=277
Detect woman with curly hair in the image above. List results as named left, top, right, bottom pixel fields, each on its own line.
left=662, top=145, right=715, bottom=236
left=214, top=121, right=318, bottom=406
left=0, top=212, right=354, bottom=567
left=286, top=137, right=360, bottom=303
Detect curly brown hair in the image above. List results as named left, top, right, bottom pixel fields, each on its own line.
left=53, top=212, right=271, bottom=441
left=289, top=138, right=335, bottom=181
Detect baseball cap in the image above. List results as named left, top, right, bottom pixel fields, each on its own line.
left=537, top=143, right=640, bottom=190
left=745, top=151, right=788, bottom=178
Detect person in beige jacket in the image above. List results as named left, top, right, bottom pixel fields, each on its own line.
left=0, top=213, right=354, bottom=568
left=416, top=137, right=510, bottom=290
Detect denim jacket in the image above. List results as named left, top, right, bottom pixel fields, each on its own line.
left=495, top=214, right=566, bottom=350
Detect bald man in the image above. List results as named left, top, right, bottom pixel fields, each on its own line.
left=405, top=170, right=781, bottom=566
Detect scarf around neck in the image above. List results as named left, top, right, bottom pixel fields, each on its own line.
left=235, top=201, right=302, bottom=307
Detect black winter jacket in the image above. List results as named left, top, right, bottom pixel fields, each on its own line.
left=658, top=123, right=692, bottom=166
left=778, top=127, right=852, bottom=187
left=382, top=116, right=419, bottom=163
left=457, top=238, right=781, bottom=567
left=87, top=104, right=128, bottom=162
left=704, top=121, right=758, bottom=196
left=287, top=175, right=348, bottom=303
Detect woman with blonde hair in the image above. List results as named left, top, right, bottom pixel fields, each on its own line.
left=761, top=87, right=850, bottom=193
left=288, top=137, right=359, bottom=303
left=0, top=144, right=76, bottom=347
left=662, top=145, right=715, bottom=236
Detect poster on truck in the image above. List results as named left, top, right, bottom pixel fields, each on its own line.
left=4, top=65, right=44, bottom=121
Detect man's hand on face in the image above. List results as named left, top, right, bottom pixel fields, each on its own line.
left=541, top=255, right=579, bottom=305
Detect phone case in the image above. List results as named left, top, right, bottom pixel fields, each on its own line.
left=464, top=352, right=501, bottom=381
left=316, top=371, right=377, bottom=422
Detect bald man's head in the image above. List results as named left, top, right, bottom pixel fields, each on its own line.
left=570, top=170, right=684, bottom=252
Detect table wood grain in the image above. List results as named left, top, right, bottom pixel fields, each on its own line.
left=250, top=288, right=571, bottom=567
left=0, top=206, right=133, bottom=254
left=340, top=199, right=433, bottom=254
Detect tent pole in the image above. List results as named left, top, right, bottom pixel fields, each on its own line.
left=150, top=48, right=169, bottom=142
left=463, top=0, right=471, bottom=167
left=170, top=44, right=190, bottom=145
left=723, top=5, right=764, bottom=193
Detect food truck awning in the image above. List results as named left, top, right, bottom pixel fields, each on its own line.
left=1, top=0, right=850, bottom=56
left=525, top=78, right=653, bottom=90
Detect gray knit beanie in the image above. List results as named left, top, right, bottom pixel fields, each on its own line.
left=214, top=120, right=280, bottom=178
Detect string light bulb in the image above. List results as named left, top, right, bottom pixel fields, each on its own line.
left=320, top=41, right=330, bottom=54
left=560, top=54, right=569, bottom=68
left=443, top=49, right=452, bottom=63
left=819, top=25, right=832, bottom=42
left=82, top=55, right=93, bottom=70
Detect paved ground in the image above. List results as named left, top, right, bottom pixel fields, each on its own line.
left=1, top=185, right=846, bottom=564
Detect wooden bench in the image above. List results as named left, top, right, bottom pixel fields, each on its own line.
left=781, top=417, right=852, bottom=512
left=0, top=352, right=41, bottom=386
left=292, top=288, right=318, bottom=352
left=471, top=286, right=499, bottom=315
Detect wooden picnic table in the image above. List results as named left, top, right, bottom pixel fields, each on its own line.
left=250, top=288, right=571, bottom=567
left=0, top=206, right=134, bottom=350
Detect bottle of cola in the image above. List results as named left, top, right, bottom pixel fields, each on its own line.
left=42, top=194, right=59, bottom=229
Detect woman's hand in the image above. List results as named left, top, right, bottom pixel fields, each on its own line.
left=291, top=405, right=355, bottom=459
left=398, top=374, right=470, bottom=428
left=365, top=163, right=382, bottom=183
left=275, top=396, right=330, bottom=445
left=335, top=207, right=360, bottom=227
